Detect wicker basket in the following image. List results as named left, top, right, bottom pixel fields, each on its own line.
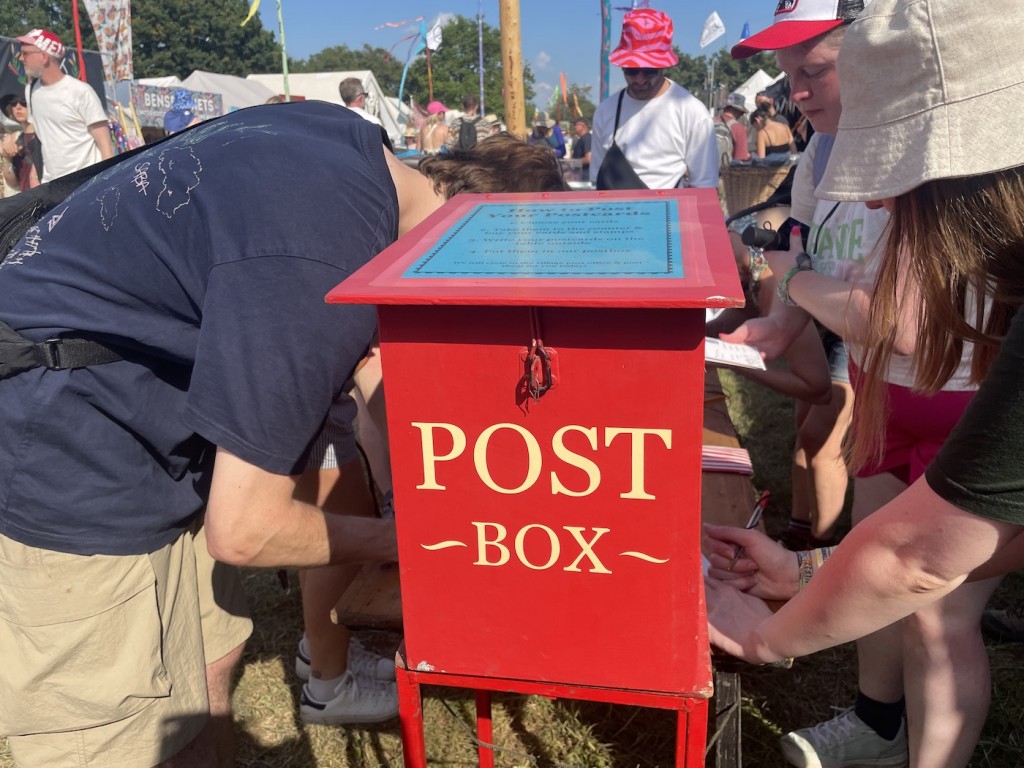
left=721, top=164, right=793, bottom=218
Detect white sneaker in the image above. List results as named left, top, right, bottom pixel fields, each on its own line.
left=300, top=671, right=398, bottom=725
left=295, top=635, right=396, bottom=682
left=780, top=708, right=908, bottom=768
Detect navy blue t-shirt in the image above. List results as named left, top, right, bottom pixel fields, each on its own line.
left=0, top=102, right=397, bottom=555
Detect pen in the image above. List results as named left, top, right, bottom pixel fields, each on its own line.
left=728, top=490, right=771, bottom=570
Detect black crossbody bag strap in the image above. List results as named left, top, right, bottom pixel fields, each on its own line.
left=595, top=91, right=648, bottom=191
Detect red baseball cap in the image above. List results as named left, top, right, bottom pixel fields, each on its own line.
left=731, top=0, right=870, bottom=60
left=17, top=29, right=65, bottom=59
left=609, top=9, right=679, bottom=69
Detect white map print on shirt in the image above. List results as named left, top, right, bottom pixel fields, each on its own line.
left=0, top=225, right=42, bottom=270
left=97, top=187, right=121, bottom=232
left=157, top=145, right=203, bottom=219
left=47, top=206, right=69, bottom=232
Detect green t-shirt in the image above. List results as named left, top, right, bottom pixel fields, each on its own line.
left=926, top=309, right=1024, bottom=524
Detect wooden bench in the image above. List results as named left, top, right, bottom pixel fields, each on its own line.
left=334, top=368, right=757, bottom=765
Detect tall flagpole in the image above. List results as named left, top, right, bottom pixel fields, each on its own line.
left=600, top=0, right=611, bottom=101
left=478, top=1, right=485, bottom=114
left=276, top=0, right=290, bottom=100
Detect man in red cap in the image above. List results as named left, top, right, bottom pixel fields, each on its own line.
left=590, top=8, right=717, bottom=190
left=17, top=28, right=114, bottom=181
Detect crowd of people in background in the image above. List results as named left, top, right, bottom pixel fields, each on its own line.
left=0, top=28, right=114, bottom=198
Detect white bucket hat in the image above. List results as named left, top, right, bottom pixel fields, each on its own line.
left=818, top=0, right=1024, bottom=201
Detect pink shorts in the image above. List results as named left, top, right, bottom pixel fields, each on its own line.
left=851, top=362, right=975, bottom=484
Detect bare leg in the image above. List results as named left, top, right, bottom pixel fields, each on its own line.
left=160, top=642, right=245, bottom=768
left=353, top=347, right=393, bottom=500
left=902, top=577, right=1001, bottom=768
left=792, top=381, right=853, bottom=541
left=296, top=457, right=376, bottom=682
left=852, top=472, right=908, bottom=704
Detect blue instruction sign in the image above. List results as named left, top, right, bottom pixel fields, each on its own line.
left=403, top=200, right=683, bottom=279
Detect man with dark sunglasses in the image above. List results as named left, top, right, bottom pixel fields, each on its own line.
left=339, top=76, right=382, bottom=127
left=590, top=9, right=718, bottom=190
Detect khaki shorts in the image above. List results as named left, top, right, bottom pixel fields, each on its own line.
left=0, top=522, right=252, bottom=767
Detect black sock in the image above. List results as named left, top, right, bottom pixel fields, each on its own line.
left=854, top=691, right=905, bottom=741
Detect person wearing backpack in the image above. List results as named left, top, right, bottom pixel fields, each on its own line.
left=0, top=102, right=567, bottom=768
left=444, top=95, right=494, bottom=152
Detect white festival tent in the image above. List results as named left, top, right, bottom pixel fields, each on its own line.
left=246, top=71, right=409, bottom=145
left=180, top=70, right=277, bottom=113
left=115, top=71, right=276, bottom=127
left=731, top=69, right=786, bottom=112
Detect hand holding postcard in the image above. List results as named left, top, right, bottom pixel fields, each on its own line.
left=705, top=337, right=766, bottom=371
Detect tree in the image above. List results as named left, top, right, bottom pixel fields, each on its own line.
left=0, top=0, right=279, bottom=79
left=663, top=48, right=780, bottom=105
left=288, top=44, right=413, bottom=96
left=535, top=82, right=596, bottom=124
left=390, top=14, right=534, bottom=117
left=132, top=0, right=278, bottom=78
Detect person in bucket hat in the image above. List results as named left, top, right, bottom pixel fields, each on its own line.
left=17, top=27, right=114, bottom=180
left=721, top=0, right=993, bottom=765
left=706, top=4, right=1024, bottom=768
left=589, top=8, right=717, bottom=190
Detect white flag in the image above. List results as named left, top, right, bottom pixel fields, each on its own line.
left=426, top=21, right=443, bottom=51
left=700, top=11, right=726, bottom=48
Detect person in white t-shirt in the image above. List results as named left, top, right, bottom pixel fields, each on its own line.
left=339, top=77, right=382, bottom=127
left=590, top=8, right=718, bottom=190
left=17, top=28, right=114, bottom=182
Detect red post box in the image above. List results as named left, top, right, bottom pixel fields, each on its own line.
left=327, top=188, right=742, bottom=765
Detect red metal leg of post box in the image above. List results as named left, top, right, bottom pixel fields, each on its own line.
left=397, top=643, right=710, bottom=766
left=396, top=662, right=427, bottom=768
left=476, top=690, right=494, bottom=768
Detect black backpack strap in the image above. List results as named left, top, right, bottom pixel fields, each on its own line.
left=0, top=321, right=125, bottom=380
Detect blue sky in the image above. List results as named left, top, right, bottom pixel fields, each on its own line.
left=258, top=1, right=780, bottom=106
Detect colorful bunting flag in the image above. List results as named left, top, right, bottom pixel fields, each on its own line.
left=426, top=20, right=443, bottom=51
left=241, top=0, right=260, bottom=26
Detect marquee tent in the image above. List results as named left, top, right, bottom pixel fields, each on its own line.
left=181, top=70, right=276, bottom=113
left=732, top=69, right=785, bottom=112
left=246, top=70, right=407, bottom=145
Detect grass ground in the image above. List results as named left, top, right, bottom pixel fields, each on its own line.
left=3, top=369, right=1023, bottom=766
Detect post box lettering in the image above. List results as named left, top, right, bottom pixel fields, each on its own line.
left=471, top=522, right=613, bottom=572
left=551, top=426, right=600, bottom=497
left=474, top=423, right=541, bottom=494
left=412, top=422, right=467, bottom=490
left=605, top=428, right=673, bottom=500
left=412, top=422, right=672, bottom=499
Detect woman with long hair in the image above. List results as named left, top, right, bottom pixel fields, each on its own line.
left=706, top=1, right=1024, bottom=765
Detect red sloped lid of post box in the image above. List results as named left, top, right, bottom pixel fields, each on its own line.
left=326, top=188, right=743, bottom=309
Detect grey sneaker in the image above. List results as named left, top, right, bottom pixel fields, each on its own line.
left=299, top=671, right=398, bottom=725
left=780, top=709, right=908, bottom=768
left=295, top=635, right=396, bottom=682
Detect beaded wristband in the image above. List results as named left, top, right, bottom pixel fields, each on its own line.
left=796, top=550, right=814, bottom=590
left=796, top=546, right=836, bottom=591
